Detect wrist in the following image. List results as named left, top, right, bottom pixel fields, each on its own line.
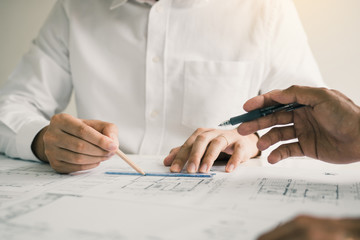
left=31, top=126, right=49, bottom=163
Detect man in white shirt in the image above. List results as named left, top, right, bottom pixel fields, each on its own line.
left=0, top=0, right=324, bottom=173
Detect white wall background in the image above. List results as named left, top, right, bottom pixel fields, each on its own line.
left=295, top=0, right=360, bottom=105
left=0, top=0, right=360, bottom=117
left=0, top=0, right=56, bottom=86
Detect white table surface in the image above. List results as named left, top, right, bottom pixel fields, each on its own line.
left=1, top=153, right=360, bottom=240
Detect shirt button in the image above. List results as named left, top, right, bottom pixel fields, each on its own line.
left=150, top=110, right=159, bottom=118
left=152, top=56, right=160, bottom=63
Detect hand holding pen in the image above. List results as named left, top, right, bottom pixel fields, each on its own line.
left=219, top=103, right=305, bottom=126
left=236, top=86, right=360, bottom=165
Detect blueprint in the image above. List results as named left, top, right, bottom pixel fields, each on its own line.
left=1, top=154, right=360, bottom=240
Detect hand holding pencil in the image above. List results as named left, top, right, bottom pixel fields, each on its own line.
left=31, top=113, right=145, bottom=174
left=32, top=114, right=132, bottom=174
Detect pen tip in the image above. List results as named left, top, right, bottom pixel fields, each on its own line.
left=218, top=120, right=230, bottom=127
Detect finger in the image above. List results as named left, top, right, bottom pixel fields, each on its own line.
left=257, top=126, right=296, bottom=151
left=199, top=135, right=230, bottom=173
left=51, top=130, right=113, bottom=157
left=243, top=89, right=282, bottom=112
left=225, top=142, right=248, bottom=172
left=49, top=158, right=101, bottom=174
left=243, top=86, right=328, bottom=115
left=257, top=222, right=305, bottom=240
left=268, top=142, right=304, bottom=164
left=54, top=114, right=117, bottom=152
left=170, top=128, right=212, bottom=173
left=257, top=215, right=316, bottom=240
left=170, top=144, right=192, bottom=173
left=101, top=123, right=119, bottom=149
left=238, top=111, right=293, bottom=136
left=84, top=120, right=119, bottom=147
left=49, top=147, right=112, bottom=165
left=274, top=85, right=329, bottom=107
left=187, top=131, right=222, bottom=173
left=163, top=147, right=180, bottom=166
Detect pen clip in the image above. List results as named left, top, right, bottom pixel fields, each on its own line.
left=285, top=103, right=305, bottom=111
left=259, top=104, right=288, bottom=115
left=260, top=103, right=304, bottom=115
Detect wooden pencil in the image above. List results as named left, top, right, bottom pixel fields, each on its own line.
left=115, top=149, right=146, bottom=175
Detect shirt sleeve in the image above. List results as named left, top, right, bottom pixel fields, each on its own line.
left=260, top=0, right=326, bottom=93
left=0, top=0, right=72, bottom=161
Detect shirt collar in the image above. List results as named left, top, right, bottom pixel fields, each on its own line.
left=110, top=0, right=156, bottom=10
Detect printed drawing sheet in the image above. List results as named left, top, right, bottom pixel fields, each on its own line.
left=1, top=154, right=360, bottom=240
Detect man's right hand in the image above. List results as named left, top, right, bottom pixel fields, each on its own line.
left=237, top=85, right=360, bottom=164
left=31, top=113, right=119, bottom=173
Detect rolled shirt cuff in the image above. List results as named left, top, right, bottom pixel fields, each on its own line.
left=16, top=118, right=49, bottom=161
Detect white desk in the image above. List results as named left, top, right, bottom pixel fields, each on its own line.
left=1, top=154, right=360, bottom=240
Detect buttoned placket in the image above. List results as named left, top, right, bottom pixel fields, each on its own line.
left=139, top=0, right=171, bottom=154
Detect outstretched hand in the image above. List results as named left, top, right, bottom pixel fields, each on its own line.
left=238, top=86, right=360, bottom=164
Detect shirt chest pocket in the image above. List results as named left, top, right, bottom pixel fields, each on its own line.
left=182, top=61, right=255, bottom=129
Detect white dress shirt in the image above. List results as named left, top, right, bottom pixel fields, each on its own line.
left=0, top=0, right=325, bottom=161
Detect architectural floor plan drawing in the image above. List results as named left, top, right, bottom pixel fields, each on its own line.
left=1, top=154, right=360, bottom=240
left=251, top=178, right=360, bottom=204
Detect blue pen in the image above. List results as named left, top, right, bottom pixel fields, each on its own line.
left=219, top=103, right=305, bottom=126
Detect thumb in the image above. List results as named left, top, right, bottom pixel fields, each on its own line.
left=83, top=119, right=119, bottom=150
left=102, top=124, right=119, bottom=149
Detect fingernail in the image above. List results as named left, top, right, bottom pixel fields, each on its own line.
left=226, top=164, right=235, bottom=172
left=199, top=164, right=208, bottom=173
left=187, top=163, right=196, bottom=173
left=108, top=142, right=117, bottom=151
left=110, top=133, right=118, bottom=141
left=170, top=163, right=181, bottom=173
